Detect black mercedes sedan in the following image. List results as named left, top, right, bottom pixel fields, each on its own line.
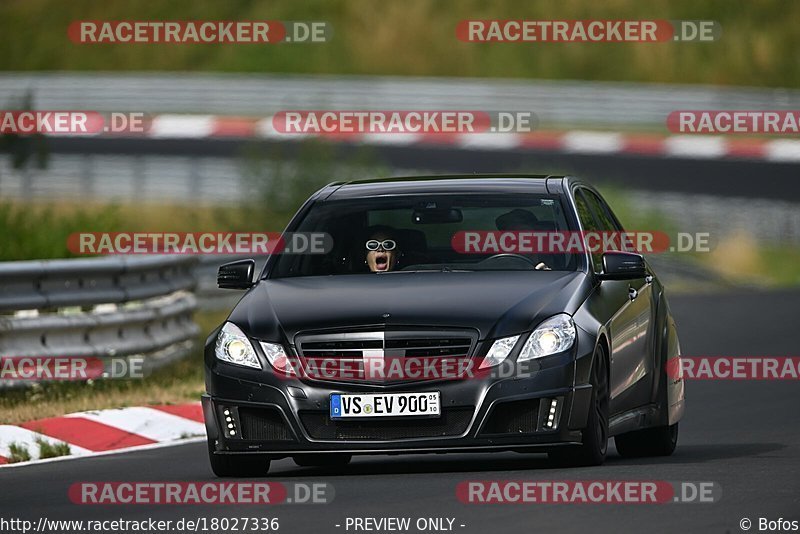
left=202, top=175, right=685, bottom=476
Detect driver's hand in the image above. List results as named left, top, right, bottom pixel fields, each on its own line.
left=535, top=262, right=551, bottom=271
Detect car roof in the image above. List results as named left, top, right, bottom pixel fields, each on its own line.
left=321, top=174, right=568, bottom=200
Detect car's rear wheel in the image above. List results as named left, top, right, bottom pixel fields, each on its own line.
left=293, top=453, right=352, bottom=468
left=208, top=438, right=271, bottom=477
left=614, top=422, right=678, bottom=457
left=549, top=345, right=609, bottom=467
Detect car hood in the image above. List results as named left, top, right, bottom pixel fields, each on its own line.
left=229, top=271, right=591, bottom=343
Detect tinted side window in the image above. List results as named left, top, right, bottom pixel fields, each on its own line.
left=574, top=190, right=603, bottom=272
left=599, top=195, right=626, bottom=232
left=583, top=190, right=620, bottom=232
left=574, top=191, right=597, bottom=230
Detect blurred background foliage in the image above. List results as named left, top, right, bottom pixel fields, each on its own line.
left=0, top=0, right=798, bottom=87
left=0, top=140, right=389, bottom=261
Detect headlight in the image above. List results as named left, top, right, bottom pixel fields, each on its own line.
left=518, top=314, right=576, bottom=361
left=215, top=322, right=261, bottom=369
left=479, top=335, right=520, bottom=369
left=259, top=341, right=294, bottom=374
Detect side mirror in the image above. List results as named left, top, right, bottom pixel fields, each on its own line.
left=599, top=252, right=647, bottom=280
left=217, top=259, right=255, bottom=289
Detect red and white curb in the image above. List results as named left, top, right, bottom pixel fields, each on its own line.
left=0, top=403, right=205, bottom=467
left=97, top=114, right=800, bottom=163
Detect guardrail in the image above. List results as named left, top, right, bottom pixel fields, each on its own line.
left=0, top=256, right=200, bottom=387
left=2, top=72, right=799, bottom=128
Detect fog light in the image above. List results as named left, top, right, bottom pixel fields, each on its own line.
left=544, top=398, right=560, bottom=430
left=220, top=406, right=239, bottom=438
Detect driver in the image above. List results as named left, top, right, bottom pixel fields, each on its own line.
left=495, top=209, right=552, bottom=271
left=364, top=226, right=400, bottom=272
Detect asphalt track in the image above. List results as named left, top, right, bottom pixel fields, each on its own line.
left=1, top=290, right=799, bottom=533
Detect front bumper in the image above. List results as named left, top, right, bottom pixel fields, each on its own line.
left=204, top=338, right=595, bottom=458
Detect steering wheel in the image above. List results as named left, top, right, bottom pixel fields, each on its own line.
left=479, top=253, right=540, bottom=268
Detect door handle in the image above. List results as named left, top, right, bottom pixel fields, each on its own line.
left=628, top=286, right=638, bottom=301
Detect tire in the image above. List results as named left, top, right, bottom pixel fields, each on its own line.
left=293, top=453, right=352, bottom=468
left=615, top=423, right=678, bottom=458
left=208, top=439, right=271, bottom=477
left=549, top=345, right=609, bottom=467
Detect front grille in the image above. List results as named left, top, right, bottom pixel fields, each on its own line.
left=238, top=407, right=294, bottom=441
left=299, top=407, right=474, bottom=440
left=295, top=329, right=477, bottom=384
left=481, top=399, right=540, bottom=435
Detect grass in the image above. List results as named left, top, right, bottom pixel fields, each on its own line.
left=36, top=438, right=71, bottom=459
left=705, top=233, right=800, bottom=288
left=0, top=138, right=386, bottom=261
left=598, top=185, right=800, bottom=288
left=0, top=0, right=798, bottom=87
left=0, top=201, right=124, bottom=261
left=7, top=442, right=31, bottom=463
left=5, top=439, right=72, bottom=463
left=0, top=201, right=285, bottom=261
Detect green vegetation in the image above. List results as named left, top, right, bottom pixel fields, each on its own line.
left=0, top=0, right=798, bottom=87
left=239, top=139, right=389, bottom=219
left=0, top=202, right=124, bottom=261
left=7, top=442, right=31, bottom=463
left=0, top=139, right=380, bottom=260
left=36, top=438, right=71, bottom=459
left=598, top=185, right=800, bottom=289
left=5, top=439, right=73, bottom=463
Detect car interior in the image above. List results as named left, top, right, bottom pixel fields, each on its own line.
left=271, top=196, right=579, bottom=277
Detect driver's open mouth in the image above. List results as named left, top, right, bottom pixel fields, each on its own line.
left=375, top=252, right=389, bottom=270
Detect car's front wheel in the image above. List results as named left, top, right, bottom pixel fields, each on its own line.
left=549, top=345, right=609, bottom=467
left=208, top=439, right=271, bottom=477
left=614, top=423, right=678, bottom=457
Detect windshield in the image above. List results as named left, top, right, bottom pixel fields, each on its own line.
left=269, top=193, right=580, bottom=278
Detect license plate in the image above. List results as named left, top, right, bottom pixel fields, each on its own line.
left=330, top=391, right=440, bottom=419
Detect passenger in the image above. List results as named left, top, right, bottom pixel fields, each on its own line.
left=364, top=226, right=400, bottom=272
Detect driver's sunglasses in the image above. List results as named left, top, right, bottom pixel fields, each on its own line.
left=365, top=239, right=397, bottom=251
